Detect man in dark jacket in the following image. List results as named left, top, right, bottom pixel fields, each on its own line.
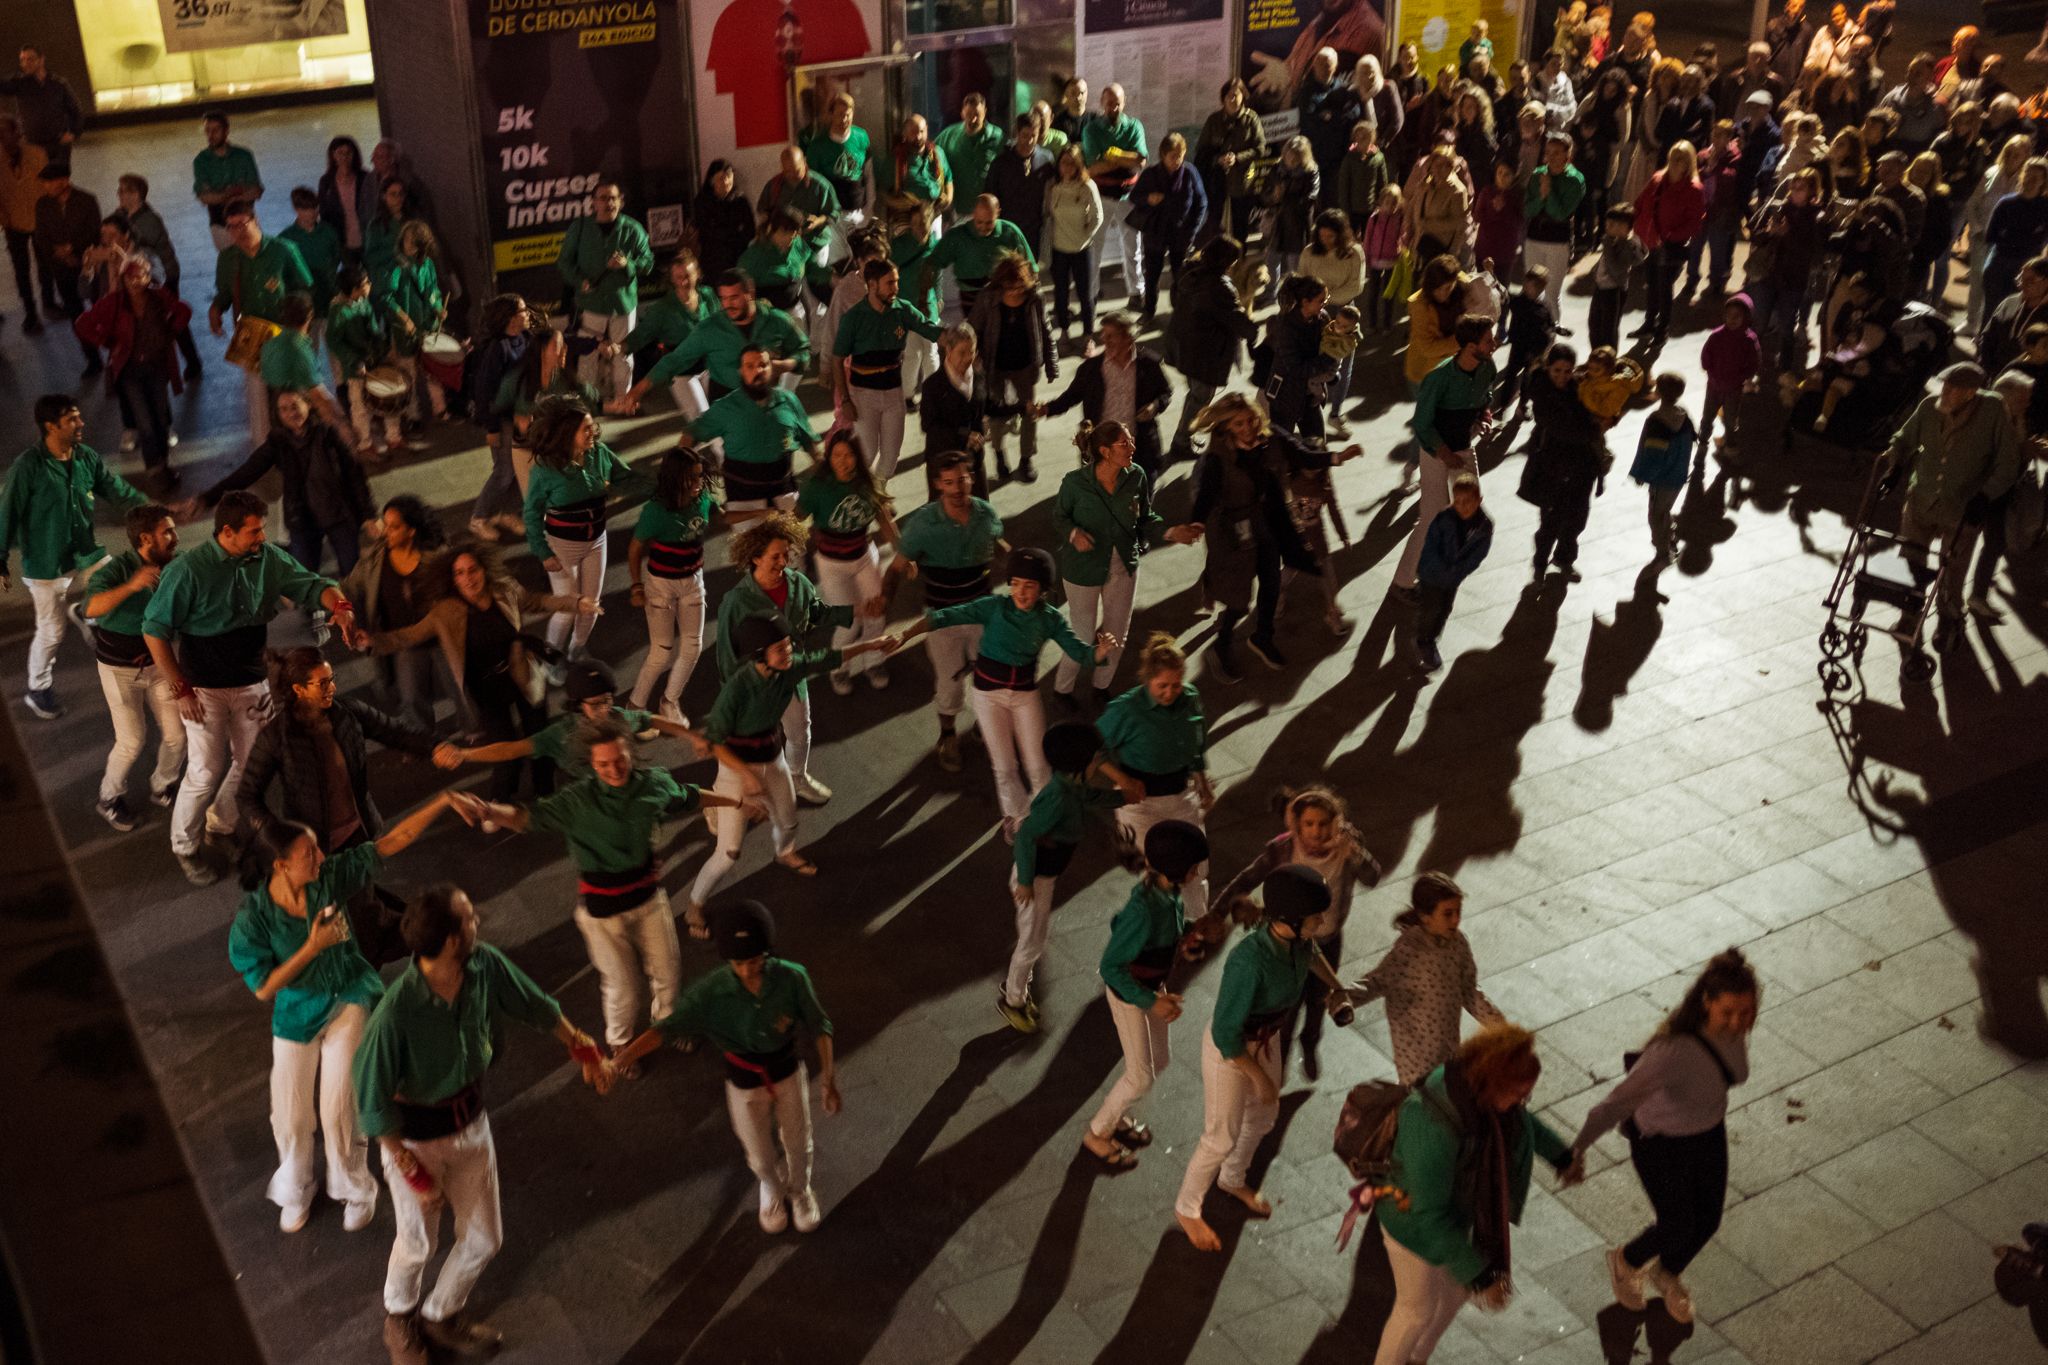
left=986, top=116, right=1056, bottom=260
left=0, top=46, right=83, bottom=160
left=1168, top=237, right=1261, bottom=460
left=1296, top=49, right=1361, bottom=206
left=1040, top=312, right=1174, bottom=479
left=31, top=162, right=98, bottom=358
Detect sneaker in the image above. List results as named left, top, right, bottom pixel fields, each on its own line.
left=279, top=1202, right=311, bottom=1234
left=1811, top=412, right=1829, bottom=433
left=150, top=782, right=178, bottom=808
left=344, top=1196, right=377, bottom=1232
left=402, top=436, right=430, bottom=452
left=1648, top=1263, right=1694, bottom=1324
left=996, top=993, right=1041, bottom=1034
left=382, top=1312, right=430, bottom=1365
left=1209, top=643, right=1242, bottom=684
left=793, top=774, right=833, bottom=806
left=177, top=853, right=220, bottom=886
left=96, top=796, right=138, bottom=832
left=1608, top=1247, right=1648, bottom=1311
left=759, top=1185, right=790, bottom=1233
left=1245, top=636, right=1287, bottom=670
left=420, top=1314, right=504, bottom=1355
left=168, top=430, right=180, bottom=449
left=935, top=732, right=962, bottom=773
left=24, top=689, right=62, bottom=719
left=791, top=1187, right=823, bottom=1233
left=1418, top=642, right=1443, bottom=671
left=829, top=669, right=855, bottom=696
left=119, top=429, right=139, bottom=454
left=1967, top=593, right=2005, bottom=623
left=1559, top=564, right=1583, bottom=583
left=1326, top=610, right=1355, bottom=636
left=1329, top=418, right=1351, bottom=438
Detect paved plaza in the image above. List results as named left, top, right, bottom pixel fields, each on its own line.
left=2, top=102, right=2045, bottom=1365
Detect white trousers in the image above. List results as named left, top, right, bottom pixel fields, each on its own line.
left=781, top=692, right=813, bottom=782
left=1116, top=787, right=1209, bottom=920
left=545, top=531, right=605, bottom=655
left=97, top=661, right=187, bottom=803
left=851, top=384, right=908, bottom=480
left=1174, top=1030, right=1282, bottom=1218
left=172, top=681, right=272, bottom=856
left=573, top=891, right=682, bottom=1049
left=727, top=1065, right=814, bottom=1203
left=577, top=309, right=634, bottom=399
left=1054, top=560, right=1134, bottom=693
left=1394, top=451, right=1455, bottom=589
left=971, top=685, right=1048, bottom=828
left=1110, top=199, right=1146, bottom=301
left=1003, top=870, right=1056, bottom=1005
left=1372, top=1227, right=1470, bottom=1365
left=669, top=373, right=711, bottom=421
left=268, top=1002, right=375, bottom=1212
left=243, top=364, right=272, bottom=445
left=691, top=755, right=799, bottom=904
left=1524, top=238, right=1572, bottom=320
left=25, top=576, right=72, bottom=691
left=814, top=550, right=884, bottom=676
left=928, top=623, right=982, bottom=720
left=382, top=1114, right=503, bottom=1323
left=1088, top=986, right=1171, bottom=1139
left=629, top=572, right=704, bottom=710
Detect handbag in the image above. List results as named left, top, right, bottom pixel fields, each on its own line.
left=1125, top=198, right=1160, bottom=235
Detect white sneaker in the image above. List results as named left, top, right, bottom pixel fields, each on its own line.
left=167, top=431, right=180, bottom=448
left=119, top=429, right=138, bottom=454
left=791, top=1187, right=822, bottom=1233
left=829, top=670, right=855, bottom=696
left=1648, top=1263, right=1694, bottom=1323
left=1608, top=1247, right=1647, bottom=1311
left=658, top=700, right=686, bottom=724
left=279, top=1202, right=311, bottom=1234
left=793, top=774, right=833, bottom=806
left=758, top=1184, right=789, bottom=1233
left=343, top=1196, right=377, bottom=1232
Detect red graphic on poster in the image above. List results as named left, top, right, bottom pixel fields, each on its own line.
left=707, top=0, right=872, bottom=147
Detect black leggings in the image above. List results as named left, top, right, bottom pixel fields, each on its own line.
left=1051, top=247, right=1097, bottom=335
left=1623, top=1124, right=1728, bottom=1275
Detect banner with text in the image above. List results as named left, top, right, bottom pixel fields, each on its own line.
left=158, top=0, right=349, bottom=55
left=690, top=0, right=882, bottom=196
left=470, top=0, right=694, bottom=289
left=1239, top=0, right=1388, bottom=135
left=1076, top=0, right=1231, bottom=145
left=1392, top=0, right=1525, bottom=75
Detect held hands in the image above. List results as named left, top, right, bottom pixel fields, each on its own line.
left=543, top=556, right=563, bottom=573
left=576, top=597, right=603, bottom=617
left=876, top=632, right=906, bottom=656
left=1148, top=990, right=1184, bottom=1023
left=432, top=743, right=467, bottom=770
left=1112, top=773, right=1147, bottom=804
left=1070, top=528, right=1096, bottom=552
left=1558, top=1152, right=1588, bottom=1188
left=176, top=689, right=207, bottom=725
left=446, top=791, right=489, bottom=825
left=1163, top=523, right=1204, bottom=545
left=603, top=394, right=641, bottom=416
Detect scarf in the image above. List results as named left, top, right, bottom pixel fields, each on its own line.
left=1443, top=1061, right=1516, bottom=1283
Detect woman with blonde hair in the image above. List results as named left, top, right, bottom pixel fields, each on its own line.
left=1095, top=630, right=1216, bottom=913
left=1632, top=139, right=1704, bottom=342
left=1406, top=145, right=1472, bottom=262
left=1966, top=132, right=2036, bottom=329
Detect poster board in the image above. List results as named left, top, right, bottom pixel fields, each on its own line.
left=1389, top=0, right=1526, bottom=76
left=1076, top=0, right=1234, bottom=143
left=1238, top=0, right=1388, bottom=138
left=158, top=0, right=349, bottom=54
left=690, top=0, right=884, bottom=198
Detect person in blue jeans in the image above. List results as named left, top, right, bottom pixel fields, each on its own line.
left=1414, top=473, right=1492, bottom=672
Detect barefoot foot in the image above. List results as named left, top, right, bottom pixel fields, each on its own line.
left=1218, top=1183, right=1272, bottom=1217
left=1177, top=1213, right=1222, bottom=1251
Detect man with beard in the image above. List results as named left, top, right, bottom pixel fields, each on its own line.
left=619, top=268, right=809, bottom=408
left=688, top=344, right=819, bottom=519
left=833, top=259, right=944, bottom=479
left=555, top=182, right=654, bottom=400
left=80, top=504, right=186, bottom=831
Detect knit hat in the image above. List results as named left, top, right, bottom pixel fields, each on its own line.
left=713, top=900, right=775, bottom=960
left=1041, top=721, right=1100, bottom=775
left=729, top=614, right=791, bottom=659
left=564, top=661, right=617, bottom=703
left=1144, top=820, right=1210, bottom=884
left=1005, top=547, right=1055, bottom=588
left=1261, top=864, right=1331, bottom=928
left=1935, top=361, right=1986, bottom=389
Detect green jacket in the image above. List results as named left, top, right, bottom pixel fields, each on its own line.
left=715, top=568, right=851, bottom=680
left=650, top=304, right=810, bottom=391
left=935, top=120, right=1006, bottom=203
left=556, top=213, right=654, bottom=317
left=1053, top=464, right=1162, bottom=585
left=625, top=285, right=719, bottom=354
left=326, top=295, right=390, bottom=377
left=929, top=218, right=1036, bottom=281
left=1378, top=1065, right=1572, bottom=1285
left=212, top=234, right=312, bottom=323
left=1887, top=391, right=2023, bottom=529
left=278, top=220, right=343, bottom=314
left=0, top=442, right=145, bottom=580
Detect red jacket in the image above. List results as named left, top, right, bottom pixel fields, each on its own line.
left=73, top=286, right=192, bottom=389
left=1633, top=170, right=1707, bottom=249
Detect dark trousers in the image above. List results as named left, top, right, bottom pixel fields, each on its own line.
left=1589, top=285, right=1626, bottom=351
left=472, top=686, right=552, bottom=801
left=1297, top=927, right=1344, bottom=1057
left=1623, top=1124, right=1728, bottom=1275
left=286, top=513, right=363, bottom=578
left=1971, top=491, right=2013, bottom=598
left=1496, top=347, right=1539, bottom=408
left=1140, top=236, right=1186, bottom=316
left=1535, top=488, right=1594, bottom=570
left=1365, top=267, right=1394, bottom=329
left=1050, top=247, right=1097, bottom=335
left=1416, top=580, right=1459, bottom=646
left=4, top=227, right=40, bottom=319
left=48, top=262, right=98, bottom=364
left=114, top=361, right=174, bottom=471
left=1216, top=538, right=1285, bottom=647
left=1642, top=241, right=1688, bottom=335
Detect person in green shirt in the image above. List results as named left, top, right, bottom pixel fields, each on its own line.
left=1051, top=420, right=1201, bottom=705
left=737, top=208, right=815, bottom=316
left=352, top=883, right=606, bottom=1361
left=1081, top=819, right=1209, bottom=1164
left=757, top=145, right=841, bottom=250
left=623, top=250, right=718, bottom=420
left=436, top=659, right=692, bottom=774
left=626, top=444, right=722, bottom=719
left=1, top=393, right=147, bottom=719
left=191, top=110, right=263, bottom=250
left=800, top=91, right=873, bottom=219
left=522, top=393, right=625, bottom=667
left=385, top=221, right=450, bottom=431
left=607, top=900, right=843, bottom=1234
left=279, top=187, right=342, bottom=320
left=684, top=614, right=888, bottom=931
left=927, top=194, right=1036, bottom=316
left=1172, top=865, right=1340, bottom=1250
left=227, top=788, right=477, bottom=1235
left=873, top=452, right=1004, bottom=770
left=935, top=94, right=1006, bottom=211
left=81, top=503, right=184, bottom=828
left=257, top=293, right=347, bottom=434
left=1081, top=84, right=1150, bottom=304
left=556, top=182, right=654, bottom=400
left=325, top=264, right=400, bottom=455
left=1094, top=630, right=1217, bottom=926
left=888, top=209, right=945, bottom=398
left=834, top=258, right=946, bottom=480
left=886, top=546, right=1114, bottom=837
left=209, top=200, right=313, bottom=444
left=886, top=114, right=953, bottom=223
left=616, top=270, right=810, bottom=408
left=685, top=345, right=817, bottom=516
left=796, top=428, right=897, bottom=694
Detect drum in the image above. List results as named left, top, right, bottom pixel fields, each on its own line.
left=363, top=366, right=410, bottom=414
left=420, top=331, right=467, bottom=391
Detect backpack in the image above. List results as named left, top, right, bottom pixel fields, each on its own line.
left=1332, top=1078, right=1412, bottom=1180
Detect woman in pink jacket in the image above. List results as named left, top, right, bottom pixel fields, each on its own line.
left=1632, top=141, right=1706, bottom=343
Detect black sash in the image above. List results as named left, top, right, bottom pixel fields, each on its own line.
left=726, top=728, right=782, bottom=762
left=93, top=626, right=152, bottom=669
left=922, top=561, right=990, bottom=608
left=395, top=1082, right=484, bottom=1141
left=725, top=454, right=794, bottom=502
left=973, top=658, right=1036, bottom=691
left=544, top=496, right=606, bottom=542
left=646, top=540, right=704, bottom=579
left=180, top=622, right=270, bottom=688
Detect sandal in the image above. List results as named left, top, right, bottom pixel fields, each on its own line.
left=777, top=853, right=818, bottom=877
left=1082, top=1137, right=1138, bottom=1169
left=1114, top=1119, right=1153, bottom=1148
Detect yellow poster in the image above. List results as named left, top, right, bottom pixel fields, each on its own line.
left=1394, top=0, right=1521, bottom=74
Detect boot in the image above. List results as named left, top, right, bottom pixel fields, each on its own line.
left=420, top=1312, right=504, bottom=1356
left=382, top=1312, right=430, bottom=1365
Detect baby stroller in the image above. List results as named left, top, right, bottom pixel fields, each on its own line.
left=1817, top=449, right=1953, bottom=689
left=1783, top=302, right=1957, bottom=456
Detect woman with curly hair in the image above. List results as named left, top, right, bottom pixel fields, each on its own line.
left=522, top=392, right=626, bottom=671
left=795, top=428, right=897, bottom=695
left=627, top=444, right=723, bottom=721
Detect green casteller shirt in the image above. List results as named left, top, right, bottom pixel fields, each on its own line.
left=1523, top=163, right=1588, bottom=230
left=1100, top=879, right=1188, bottom=1008
left=889, top=232, right=942, bottom=321
left=895, top=143, right=952, bottom=205
left=85, top=549, right=165, bottom=636
left=142, top=535, right=334, bottom=640
left=528, top=705, right=654, bottom=767
left=555, top=213, right=655, bottom=317
left=935, top=120, right=1006, bottom=203
left=385, top=257, right=443, bottom=335
left=927, top=592, right=1092, bottom=669
left=258, top=329, right=323, bottom=391
left=625, top=285, right=719, bottom=354
left=1014, top=773, right=1123, bottom=882
left=834, top=296, right=943, bottom=360
left=1098, top=683, right=1207, bottom=776
left=633, top=490, right=717, bottom=551
left=1411, top=354, right=1500, bottom=447
left=352, top=943, right=563, bottom=1138
left=363, top=218, right=400, bottom=288
left=212, top=235, right=312, bottom=324
left=894, top=497, right=1002, bottom=569
left=800, top=125, right=871, bottom=198
left=714, top=567, right=851, bottom=680
left=326, top=295, right=389, bottom=377
left=795, top=474, right=881, bottom=535
left=1080, top=113, right=1149, bottom=167
left=523, top=441, right=627, bottom=560
left=228, top=843, right=385, bottom=1043
left=689, top=387, right=817, bottom=471
left=650, top=304, right=810, bottom=391
left=0, top=442, right=145, bottom=580
left=191, top=144, right=262, bottom=214
left=928, top=218, right=1036, bottom=282
left=759, top=169, right=841, bottom=230
left=1053, top=464, right=1162, bottom=586
left=1211, top=926, right=1312, bottom=1058
left=530, top=765, right=700, bottom=873
left=700, top=649, right=841, bottom=743
left=739, top=234, right=813, bottom=295
left=654, top=958, right=834, bottom=1051
left=279, top=220, right=343, bottom=314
